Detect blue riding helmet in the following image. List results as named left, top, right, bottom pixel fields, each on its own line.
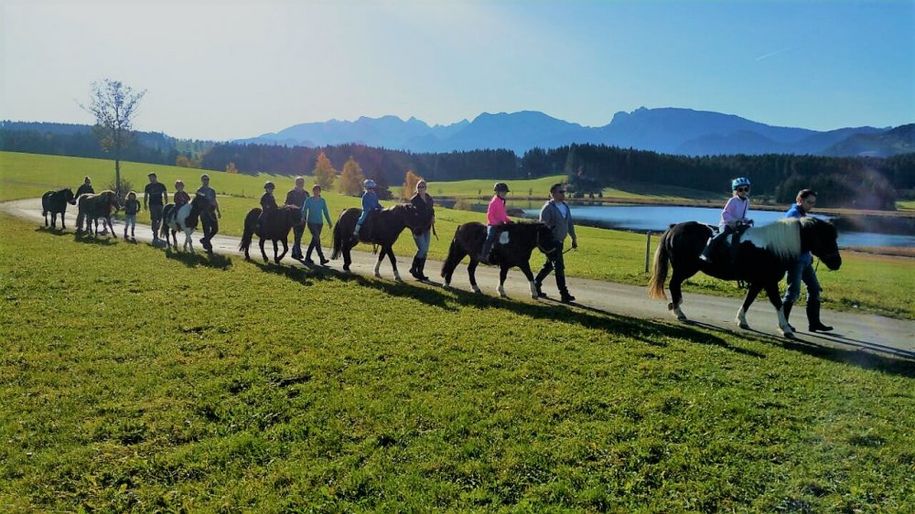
left=731, top=177, right=751, bottom=190
left=363, top=179, right=377, bottom=189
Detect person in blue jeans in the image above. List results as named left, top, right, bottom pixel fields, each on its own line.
left=353, top=179, right=382, bottom=238
left=782, top=189, right=832, bottom=332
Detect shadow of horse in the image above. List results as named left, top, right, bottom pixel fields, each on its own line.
left=255, top=261, right=915, bottom=377
left=35, top=226, right=70, bottom=237
left=72, top=232, right=118, bottom=246
left=165, top=249, right=233, bottom=269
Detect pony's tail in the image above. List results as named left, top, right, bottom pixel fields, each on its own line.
left=648, top=230, right=671, bottom=300
left=239, top=208, right=260, bottom=253
left=331, top=221, right=343, bottom=260
left=440, top=228, right=463, bottom=278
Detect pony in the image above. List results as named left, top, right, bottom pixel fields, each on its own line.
left=41, top=188, right=76, bottom=229
left=440, top=222, right=559, bottom=298
left=76, top=191, right=120, bottom=238
left=331, top=204, right=430, bottom=280
left=160, top=193, right=211, bottom=252
left=239, top=205, right=303, bottom=263
left=648, top=217, right=841, bottom=337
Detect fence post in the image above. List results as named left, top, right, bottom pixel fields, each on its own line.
left=645, top=231, right=652, bottom=273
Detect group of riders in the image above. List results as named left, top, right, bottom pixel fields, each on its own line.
left=68, top=170, right=831, bottom=331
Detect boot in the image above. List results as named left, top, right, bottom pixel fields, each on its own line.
left=783, top=300, right=796, bottom=332
left=415, top=258, right=429, bottom=281
left=410, top=257, right=422, bottom=280
left=560, top=291, right=576, bottom=303
left=478, top=240, right=494, bottom=265
left=806, top=299, right=833, bottom=332
left=534, top=280, right=547, bottom=298
left=352, top=224, right=361, bottom=239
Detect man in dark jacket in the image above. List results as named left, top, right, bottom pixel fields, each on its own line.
left=284, top=176, right=309, bottom=259
left=535, top=183, right=578, bottom=303
left=75, top=176, right=94, bottom=197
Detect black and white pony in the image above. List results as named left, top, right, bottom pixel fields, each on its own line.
left=41, top=188, right=77, bottom=229
left=649, top=217, right=841, bottom=337
left=160, top=193, right=211, bottom=252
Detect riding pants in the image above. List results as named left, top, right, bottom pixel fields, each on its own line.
left=305, top=223, right=326, bottom=261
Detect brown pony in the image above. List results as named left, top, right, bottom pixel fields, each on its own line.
left=331, top=204, right=429, bottom=280
left=239, top=205, right=303, bottom=263
left=76, top=190, right=120, bottom=238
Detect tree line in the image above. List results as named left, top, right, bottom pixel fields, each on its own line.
left=3, top=121, right=913, bottom=209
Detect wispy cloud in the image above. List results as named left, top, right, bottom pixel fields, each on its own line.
left=755, top=47, right=793, bottom=62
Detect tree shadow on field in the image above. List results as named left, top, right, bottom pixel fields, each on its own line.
left=165, top=249, right=233, bottom=269
left=35, top=226, right=70, bottom=236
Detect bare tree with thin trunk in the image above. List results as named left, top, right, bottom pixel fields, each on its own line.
left=81, top=79, right=146, bottom=199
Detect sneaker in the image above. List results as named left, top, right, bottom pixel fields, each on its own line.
left=320, top=258, right=330, bottom=265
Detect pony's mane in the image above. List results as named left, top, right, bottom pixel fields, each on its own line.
left=743, top=218, right=803, bottom=259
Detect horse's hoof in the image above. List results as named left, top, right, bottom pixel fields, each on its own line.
left=374, top=272, right=382, bottom=279
left=442, top=282, right=451, bottom=289
left=472, top=287, right=482, bottom=294
left=676, top=314, right=688, bottom=322
left=738, top=321, right=751, bottom=330
left=780, top=328, right=796, bottom=339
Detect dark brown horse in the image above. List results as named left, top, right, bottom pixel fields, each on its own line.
left=41, top=188, right=76, bottom=229
left=440, top=222, right=559, bottom=298
left=648, top=217, right=841, bottom=337
left=76, top=191, right=120, bottom=238
left=240, top=205, right=303, bottom=263
left=331, top=205, right=429, bottom=280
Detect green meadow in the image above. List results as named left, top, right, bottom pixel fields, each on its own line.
left=1, top=151, right=913, bottom=319
left=1, top=213, right=914, bottom=511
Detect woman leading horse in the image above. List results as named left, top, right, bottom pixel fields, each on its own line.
left=648, top=217, right=841, bottom=337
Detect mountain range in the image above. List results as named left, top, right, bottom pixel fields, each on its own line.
left=238, top=107, right=914, bottom=158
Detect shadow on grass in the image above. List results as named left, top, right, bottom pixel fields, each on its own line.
left=165, top=249, right=233, bottom=270
left=35, top=226, right=70, bottom=236
left=72, top=232, right=119, bottom=245
left=249, top=256, right=915, bottom=377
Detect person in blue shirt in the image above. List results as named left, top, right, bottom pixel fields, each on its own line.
left=782, top=189, right=832, bottom=332
left=353, top=179, right=382, bottom=238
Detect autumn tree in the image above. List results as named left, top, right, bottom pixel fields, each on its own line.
left=82, top=79, right=146, bottom=199
left=312, top=151, right=336, bottom=190
left=225, top=161, right=239, bottom=174
left=339, top=156, right=365, bottom=196
left=401, top=169, right=423, bottom=199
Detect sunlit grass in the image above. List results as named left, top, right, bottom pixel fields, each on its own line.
left=2, top=151, right=912, bottom=319
left=1, top=213, right=913, bottom=511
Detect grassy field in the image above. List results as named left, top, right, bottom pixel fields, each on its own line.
left=1, top=213, right=914, bottom=511
left=2, top=151, right=913, bottom=319
left=897, top=200, right=915, bottom=211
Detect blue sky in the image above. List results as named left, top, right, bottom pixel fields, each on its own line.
left=1, top=0, right=913, bottom=140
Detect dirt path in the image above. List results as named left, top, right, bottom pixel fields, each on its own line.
left=5, top=198, right=912, bottom=360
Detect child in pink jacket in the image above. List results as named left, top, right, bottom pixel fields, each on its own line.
left=478, top=182, right=512, bottom=264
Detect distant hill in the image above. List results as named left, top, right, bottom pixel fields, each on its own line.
left=237, top=107, right=909, bottom=157
left=822, top=124, right=915, bottom=157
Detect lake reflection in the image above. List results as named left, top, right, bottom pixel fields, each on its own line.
left=521, top=204, right=915, bottom=248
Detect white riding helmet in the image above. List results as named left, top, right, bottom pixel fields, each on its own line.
left=363, top=179, right=377, bottom=189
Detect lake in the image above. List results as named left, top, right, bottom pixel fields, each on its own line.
left=521, top=204, right=915, bottom=248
